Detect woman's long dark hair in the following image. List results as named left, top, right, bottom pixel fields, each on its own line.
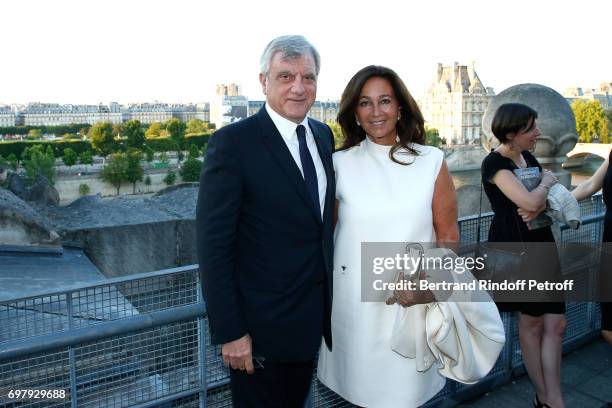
left=337, top=65, right=425, bottom=165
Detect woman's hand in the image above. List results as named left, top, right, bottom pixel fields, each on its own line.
left=517, top=203, right=546, bottom=223
left=386, top=272, right=435, bottom=307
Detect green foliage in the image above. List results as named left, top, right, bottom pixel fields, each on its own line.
left=145, top=122, right=164, bottom=138
left=62, top=133, right=81, bottom=140
left=100, top=152, right=129, bottom=195
left=0, top=140, right=91, bottom=160
left=163, top=169, right=176, bottom=186
left=124, top=120, right=145, bottom=149
left=572, top=100, right=609, bottom=143
left=326, top=121, right=344, bottom=149
left=125, top=148, right=144, bottom=193
left=79, top=150, right=94, bottom=165
left=146, top=137, right=177, bottom=152
left=27, top=129, right=43, bottom=140
left=62, top=148, right=78, bottom=167
left=22, top=144, right=56, bottom=185
left=89, top=122, right=116, bottom=156
left=188, top=144, right=199, bottom=159
left=144, top=175, right=151, bottom=186
left=207, top=122, right=216, bottom=130
left=186, top=118, right=207, bottom=135
left=78, top=183, right=90, bottom=196
left=184, top=133, right=211, bottom=149
left=425, top=127, right=444, bottom=148
left=6, top=153, right=18, bottom=170
left=0, top=124, right=90, bottom=136
left=180, top=156, right=202, bottom=182
left=112, top=123, right=123, bottom=137
left=165, top=118, right=186, bottom=150
left=143, top=145, right=155, bottom=162
left=159, top=151, right=169, bottom=165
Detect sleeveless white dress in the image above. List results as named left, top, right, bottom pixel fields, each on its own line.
left=317, top=137, right=446, bottom=407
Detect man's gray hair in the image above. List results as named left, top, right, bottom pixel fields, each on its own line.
left=260, top=35, right=320, bottom=77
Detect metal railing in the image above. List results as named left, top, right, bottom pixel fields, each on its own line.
left=0, top=195, right=606, bottom=407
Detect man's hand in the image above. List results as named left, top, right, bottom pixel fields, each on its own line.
left=517, top=203, right=546, bottom=223
left=222, top=334, right=254, bottom=374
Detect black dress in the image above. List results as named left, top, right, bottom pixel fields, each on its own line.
left=481, top=150, right=565, bottom=316
left=601, top=151, right=612, bottom=330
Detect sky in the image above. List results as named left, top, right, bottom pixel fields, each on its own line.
left=1, top=0, right=609, bottom=105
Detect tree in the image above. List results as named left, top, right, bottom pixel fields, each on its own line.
left=124, top=120, right=145, bottom=149
left=165, top=118, right=186, bottom=151
left=27, top=129, right=42, bottom=140
left=180, top=154, right=202, bottom=182
left=143, top=145, right=155, bottom=162
left=22, top=144, right=56, bottom=185
left=125, top=148, right=144, bottom=193
left=79, top=183, right=90, bottom=196
left=572, top=100, right=609, bottom=143
left=62, top=148, right=78, bottom=167
left=186, top=118, right=207, bottom=135
left=6, top=153, right=18, bottom=170
left=326, top=121, right=344, bottom=149
left=188, top=144, right=199, bottom=159
left=89, top=122, right=117, bottom=156
left=145, top=122, right=163, bottom=138
left=159, top=151, right=169, bottom=165
left=425, top=127, right=444, bottom=148
left=144, top=175, right=151, bottom=186
left=79, top=150, right=94, bottom=165
left=62, top=133, right=80, bottom=140
left=100, top=153, right=128, bottom=195
left=112, top=123, right=123, bottom=138
left=164, top=169, right=176, bottom=186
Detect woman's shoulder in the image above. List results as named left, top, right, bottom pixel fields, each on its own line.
left=482, top=150, right=506, bottom=168
left=332, top=143, right=362, bottom=165
left=413, top=143, right=442, bottom=156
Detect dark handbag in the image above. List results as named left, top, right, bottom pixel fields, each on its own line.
left=474, top=181, right=528, bottom=282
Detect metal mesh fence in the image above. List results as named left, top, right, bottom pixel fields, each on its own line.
left=0, top=196, right=606, bottom=407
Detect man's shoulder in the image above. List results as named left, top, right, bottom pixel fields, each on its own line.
left=210, top=115, right=260, bottom=144
left=307, top=117, right=331, bottom=133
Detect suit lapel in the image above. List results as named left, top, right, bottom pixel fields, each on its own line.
left=257, top=108, right=322, bottom=224
left=309, top=118, right=334, bottom=225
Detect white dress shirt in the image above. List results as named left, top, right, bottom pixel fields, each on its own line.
left=266, top=104, right=327, bottom=218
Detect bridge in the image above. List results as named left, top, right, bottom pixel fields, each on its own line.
left=564, top=143, right=612, bottom=168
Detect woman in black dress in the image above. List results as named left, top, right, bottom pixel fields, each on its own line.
left=481, top=103, right=566, bottom=408
left=571, top=151, right=612, bottom=345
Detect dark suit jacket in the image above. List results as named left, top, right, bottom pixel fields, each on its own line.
left=196, top=106, right=334, bottom=362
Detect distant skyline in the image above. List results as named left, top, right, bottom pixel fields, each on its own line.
left=2, top=0, right=610, bottom=105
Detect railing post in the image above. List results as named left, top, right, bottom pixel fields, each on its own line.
left=197, top=280, right=207, bottom=408
left=66, top=291, right=78, bottom=408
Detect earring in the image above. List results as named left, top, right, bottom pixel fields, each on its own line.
left=356, top=118, right=361, bottom=126
left=397, top=112, right=401, bottom=121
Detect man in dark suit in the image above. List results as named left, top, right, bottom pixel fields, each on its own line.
left=196, top=35, right=334, bottom=407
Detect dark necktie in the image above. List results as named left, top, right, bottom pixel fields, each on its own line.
left=296, top=124, right=320, bottom=214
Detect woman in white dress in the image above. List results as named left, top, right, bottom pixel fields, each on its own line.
left=317, top=66, right=459, bottom=407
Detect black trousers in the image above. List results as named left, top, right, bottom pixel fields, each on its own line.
left=229, top=359, right=315, bottom=408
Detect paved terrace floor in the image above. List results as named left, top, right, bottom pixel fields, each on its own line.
left=459, top=338, right=612, bottom=408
